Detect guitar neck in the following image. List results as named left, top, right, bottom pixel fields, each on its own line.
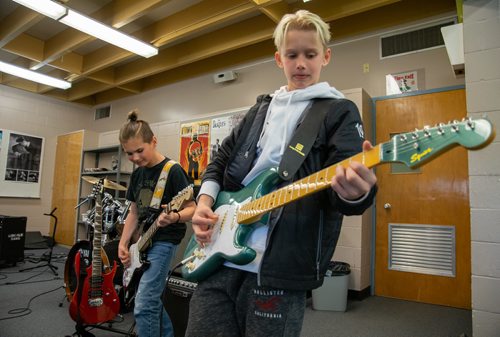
left=136, top=185, right=193, bottom=253
left=237, top=144, right=382, bottom=224
left=92, top=196, right=103, bottom=278
left=137, top=204, right=171, bottom=252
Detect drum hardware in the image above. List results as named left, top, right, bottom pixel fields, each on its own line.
left=77, top=191, right=127, bottom=245
left=117, top=200, right=131, bottom=225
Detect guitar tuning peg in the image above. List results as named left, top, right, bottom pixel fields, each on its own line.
left=466, top=118, right=475, bottom=129
left=423, top=126, right=431, bottom=137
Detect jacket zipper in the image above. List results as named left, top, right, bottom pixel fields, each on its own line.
left=316, top=209, right=324, bottom=280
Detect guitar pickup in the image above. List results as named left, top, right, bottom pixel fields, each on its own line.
left=194, top=248, right=206, bottom=259
left=186, top=262, right=195, bottom=271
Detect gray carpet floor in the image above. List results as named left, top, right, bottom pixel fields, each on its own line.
left=0, top=246, right=472, bottom=337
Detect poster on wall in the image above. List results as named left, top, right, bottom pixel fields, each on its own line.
left=179, top=120, right=210, bottom=185
left=386, top=70, right=420, bottom=95
left=0, top=129, right=44, bottom=198
left=209, top=110, right=246, bottom=163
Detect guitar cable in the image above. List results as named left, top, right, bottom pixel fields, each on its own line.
left=0, top=285, right=64, bottom=321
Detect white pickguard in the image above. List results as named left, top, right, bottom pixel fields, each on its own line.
left=189, top=198, right=252, bottom=271
left=122, top=241, right=142, bottom=288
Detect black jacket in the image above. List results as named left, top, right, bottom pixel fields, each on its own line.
left=203, top=94, right=377, bottom=290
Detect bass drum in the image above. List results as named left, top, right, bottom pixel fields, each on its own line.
left=64, top=240, right=111, bottom=302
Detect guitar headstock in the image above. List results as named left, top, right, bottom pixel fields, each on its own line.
left=381, top=118, right=495, bottom=168
left=169, top=185, right=194, bottom=211
left=90, top=178, right=105, bottom=199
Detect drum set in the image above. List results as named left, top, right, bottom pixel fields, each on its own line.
left=64, top=176, right=130, bottom=303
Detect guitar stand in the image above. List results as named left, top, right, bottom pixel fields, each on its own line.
left=70, top=318, right=137, bottom=337
left=20, top=208, right=59, bottom=276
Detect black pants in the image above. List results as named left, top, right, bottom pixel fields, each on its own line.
left=185, top=267, right=306, bottom=337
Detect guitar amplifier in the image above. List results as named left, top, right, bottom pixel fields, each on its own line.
left=162, top=275, right=197, bottom=337
left=0, top=215, right=27, bottom=266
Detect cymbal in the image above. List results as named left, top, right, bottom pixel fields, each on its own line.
left=81, top=176, right=127, bottom=191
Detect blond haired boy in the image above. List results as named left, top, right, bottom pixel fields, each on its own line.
left=186, top=10, right=377, bottom=337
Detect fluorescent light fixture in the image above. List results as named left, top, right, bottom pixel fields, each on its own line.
left=12, top=0, right=66, bottom=20
left=13, top=0, right=158, bottom=58
left=60, top=10, right=158, bottom=58
left=0, top=60, right=72, bottom=89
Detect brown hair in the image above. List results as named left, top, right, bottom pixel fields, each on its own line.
left=119, top=109, right=154, bottom=143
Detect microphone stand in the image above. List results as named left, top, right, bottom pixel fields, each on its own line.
left=20, top=208, right=59, bottom=276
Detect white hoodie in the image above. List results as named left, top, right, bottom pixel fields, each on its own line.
left=241, top=82, right=344, bottom=186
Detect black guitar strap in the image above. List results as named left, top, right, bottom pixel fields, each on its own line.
left=278, top=98, right=333, bottom=180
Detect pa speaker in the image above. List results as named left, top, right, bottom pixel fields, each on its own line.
left=0, top=215, right=27, bottom=266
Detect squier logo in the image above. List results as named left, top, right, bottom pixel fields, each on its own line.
left=289, top=143, right=305, bottom=156
left=410, top=147, right=432, bottom=163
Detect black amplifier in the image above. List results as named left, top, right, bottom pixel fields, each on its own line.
left=0, top=215, right=27, bottom=266
left=162, top=275, right=197, bottom=337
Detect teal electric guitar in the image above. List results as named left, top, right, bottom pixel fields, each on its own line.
left=182, top=118, right=495, bottom=282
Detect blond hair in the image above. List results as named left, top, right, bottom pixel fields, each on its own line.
left=119, top=109, right=154, bottom=143
left=273, top=10, right=331, bottom=51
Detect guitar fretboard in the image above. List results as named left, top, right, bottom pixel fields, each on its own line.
left=137, top=204, right=171, bottom=253
left=237, top=144, right=382, bottom=224
left=92, top=195, right=103, bottom=282
left=137, top=186, right=193, bottom=253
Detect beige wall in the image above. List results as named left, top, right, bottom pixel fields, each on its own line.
left=0, top=85, right=92, bottom=234
left=463, top=1, right=500, bottom=335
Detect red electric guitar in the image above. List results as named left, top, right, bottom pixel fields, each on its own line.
left=69, top=179, right=120, bottom=324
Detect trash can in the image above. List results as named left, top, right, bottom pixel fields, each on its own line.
left=311, top=261, right=350, bottom=312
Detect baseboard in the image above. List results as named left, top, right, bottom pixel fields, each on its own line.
left=348, top=286, right=371, bottom=300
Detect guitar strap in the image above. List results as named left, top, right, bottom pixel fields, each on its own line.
left=278, top=98, right=333, bottom=181
left=149, top=159, right=177, bottom=209
left=141, top=159, right=177, bottom=230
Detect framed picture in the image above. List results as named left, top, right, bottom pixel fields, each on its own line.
left=0, top=129, right=44, bottom=198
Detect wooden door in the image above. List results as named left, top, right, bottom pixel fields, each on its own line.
left=374, top=89, right=471, bottom=309
left=51, top=131, right=84, bottom=246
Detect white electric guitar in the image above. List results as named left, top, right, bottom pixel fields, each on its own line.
left=122, top=185, right=193, bottom=305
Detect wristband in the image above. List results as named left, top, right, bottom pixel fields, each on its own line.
left=174, top=211, right=181, bottom=224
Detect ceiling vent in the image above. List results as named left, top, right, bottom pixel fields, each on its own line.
left=95, top=106, right=111, bottom=120
left=381, top=21, right=455, bottom=58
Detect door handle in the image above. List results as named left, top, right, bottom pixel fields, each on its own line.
left=384, top=203, right=392, bottom=209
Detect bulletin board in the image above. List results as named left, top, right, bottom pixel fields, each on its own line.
left=0, top=129, right=45, bottom=198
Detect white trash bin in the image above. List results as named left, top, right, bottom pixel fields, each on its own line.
left=311, top=261, right=350, bottom=312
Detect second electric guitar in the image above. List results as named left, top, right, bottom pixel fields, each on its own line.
left=122, top=185, right=194, bottom=305
left=69, top=179, right=120, bottom=324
